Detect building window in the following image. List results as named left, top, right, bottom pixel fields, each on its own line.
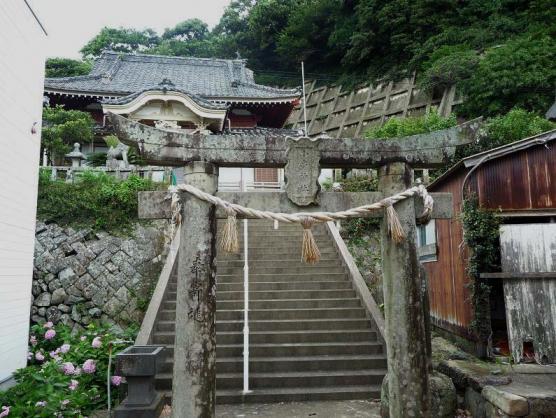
left=417, top=219, right=437, bottom=262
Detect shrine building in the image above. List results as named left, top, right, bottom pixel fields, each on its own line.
left=43, top=51, right=302, bottom=187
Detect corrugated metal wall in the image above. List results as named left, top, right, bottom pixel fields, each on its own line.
left=424, top=173, right=473, bottom=336
left=425, top=141, right=556, bottom=338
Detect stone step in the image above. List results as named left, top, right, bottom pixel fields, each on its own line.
left=164, top=384, right=381, bottom=404
left=158, top=354, right=386, bottom=374
left=158, top=306, right=367, bottom=322
left=217, top=265, right=345, bottom=275
left=217, top=272, right=346, bottom=283
left=214, top=355, right=387, bottom=374
left=153, top=329, right=377, bottom=346
left=159, top=341, right=383, bottom=358
left=216, top=258, right=340, bottom=267
left=215, top=278, right=353, bottom=297
left=217, top=289, right=356, bottom=301
left=162, top=297, right=361, bottom=312
left=157, top=318, right=373, bottom=333
left=156, top=369, right=385, bottom=391
left=217, top=246, right=336, bottom=255
left=216, top=274, right=349, bottom=284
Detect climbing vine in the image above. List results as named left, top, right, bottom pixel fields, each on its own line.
left=461, top=196, right=501, bottom=347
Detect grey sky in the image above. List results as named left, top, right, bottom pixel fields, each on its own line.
left=29, top=0, right=232, bottom=59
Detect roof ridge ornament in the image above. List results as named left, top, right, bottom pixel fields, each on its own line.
left=158, top=78, right=175, bottom=93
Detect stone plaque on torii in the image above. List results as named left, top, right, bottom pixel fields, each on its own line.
left=109, top=113, right=480, bottom=418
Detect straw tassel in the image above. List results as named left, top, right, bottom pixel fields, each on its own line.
left=300, top=217, right=321, bottom=264
left=385, top=204, right=405, bottom=244
left=219, top=207, right=239, bottom=253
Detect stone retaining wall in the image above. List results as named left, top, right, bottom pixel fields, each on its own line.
left=32, top=221, right=169, bottom=331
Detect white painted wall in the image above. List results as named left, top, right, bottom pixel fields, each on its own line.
left=0, top=0, right=47, bottom=383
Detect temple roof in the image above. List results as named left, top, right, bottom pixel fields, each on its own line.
left=101, top=80, right=229, bottom=110
left=44, top=51, right=300, bottom=102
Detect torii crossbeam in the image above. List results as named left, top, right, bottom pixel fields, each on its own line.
left=109, top=113, right=480, bottom=418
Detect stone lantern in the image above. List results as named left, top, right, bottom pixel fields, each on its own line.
left=65, top=143, right=86, bottom=168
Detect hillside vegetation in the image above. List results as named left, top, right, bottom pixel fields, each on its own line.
left=46, top=0, right=555, bottom=119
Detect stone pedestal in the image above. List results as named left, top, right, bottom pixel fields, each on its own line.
left=114, top=345, right=165, bottom=418
left=379, top=162, right=431, bottom=417
left=172, top=161, right=218, bottom=418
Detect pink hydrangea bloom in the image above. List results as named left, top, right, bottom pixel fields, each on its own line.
left=29, top=335, right=37, bottom=346
left=68, top=379, right=79, bottom=391
left=74, top=367, right=82, bottom=376
left=35, top=352, right=45, bottom=362
left=80, top=336, right=87, bottom=341
left=35, top=401, right=47, bottom=407
left=43, top=322, right=53, bottom=328
left=44, top=329, right=56, bottom=340
left=0, top=406, right=9, bottom=417
left=27, top=351, right=33, bottom=360
left=91, top=337, right=102, bottom=349
left=82, top=359, right=96, bottom=374
left=59, top=344, right=71, bottom=354
left=111, top=375, right=123, bottom=386
left=61, top=362, right=75, bottom=375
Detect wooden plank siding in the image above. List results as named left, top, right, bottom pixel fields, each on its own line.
left=425, top=140, right=556, bottom=339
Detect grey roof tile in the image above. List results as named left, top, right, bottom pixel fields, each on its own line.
left=45, top=51, right=300, bottom=101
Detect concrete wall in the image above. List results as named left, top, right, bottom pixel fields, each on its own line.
left=0, top=0, right=47, bottom=383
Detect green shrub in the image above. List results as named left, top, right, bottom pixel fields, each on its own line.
left=335, top=176, right=380, bottom=239
left=455, top=108, right=555, bottom=160
left=37, top=171, right=163, bottom=233
left=365, top=111, right=457, bottom=139
left=0, top=323, right=136, bottom=417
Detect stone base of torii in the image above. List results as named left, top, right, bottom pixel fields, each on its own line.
left=110, top=112, right=481, bottom=418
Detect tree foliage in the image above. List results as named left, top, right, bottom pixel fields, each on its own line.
left=45, top=58, right=92, bottom=78
left=71, top=0, right=554, bottom=117
left=42, top=106, right=94, bottom=164
left=80, top=27, right=160, bottom=59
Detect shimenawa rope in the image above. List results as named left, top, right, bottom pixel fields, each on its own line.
left=168, top=184, right=433, bottom=263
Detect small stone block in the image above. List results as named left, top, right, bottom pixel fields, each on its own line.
left=482, top=385, right=529, bottom=416
left=114, top=392, right=164, bottom=418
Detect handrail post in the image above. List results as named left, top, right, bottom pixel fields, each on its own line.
left=242, top=181, right=251, bottom=394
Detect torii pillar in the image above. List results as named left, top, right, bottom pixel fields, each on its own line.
left=379, top=162, right=430, bottom=417
left=172, top=161, right=218, bottom=417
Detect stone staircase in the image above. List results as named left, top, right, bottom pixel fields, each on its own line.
left=152, top=220, right=386, bottom=404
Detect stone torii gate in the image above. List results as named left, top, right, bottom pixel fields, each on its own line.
left=109, top=113, right=480, bottom=418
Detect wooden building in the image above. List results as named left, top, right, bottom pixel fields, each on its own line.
left=422, top=130, right=556, bottom=356
left=0, top=0, right=47, bottom=387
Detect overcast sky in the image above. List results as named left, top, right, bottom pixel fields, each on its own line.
left=29, top=0, right=232, bottom=59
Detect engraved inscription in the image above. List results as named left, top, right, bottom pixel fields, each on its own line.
left=284, top=136, right=321, bottom=206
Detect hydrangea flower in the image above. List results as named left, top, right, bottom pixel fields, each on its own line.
left=80, top=336, right=87, bottom=341
left=44, top=329, right=56, bottom=340
left=68, top=379, right=79, bottom=391
left=61, top=400, right=70, bottom=407
left=61, top=362, right=75, bottom=375
left=43, top=322, right=53, bottom=329
left=111, top=375, right=123, bottom=386
left=91, top=337, right=102, bottom=349
left=59, top=344, right=71, bottom=354
left=35, top=401, right=47, bottom=407
left=35, top=352, right=45, bottom=362
left=27, top=351, right=33, bottom=360
left=29, top=335, right=37, bottom=346
left=0, top=406, right=9, bottom=417
left=82, top=359, right=96, bottom=374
